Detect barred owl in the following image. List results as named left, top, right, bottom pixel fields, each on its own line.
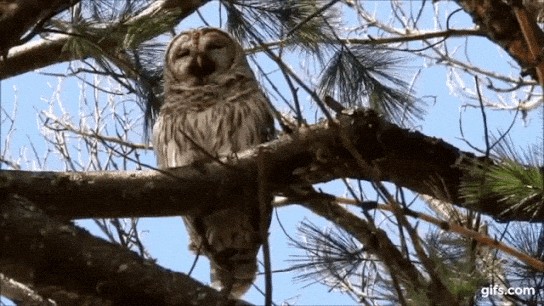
left=152, top=28, right=274, bottom=298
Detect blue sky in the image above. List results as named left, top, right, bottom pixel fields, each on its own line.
left=1, top=1, right=543, bottom=305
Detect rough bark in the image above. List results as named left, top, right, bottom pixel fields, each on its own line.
left=1, top=108, right=539, bottom=221
left=0, top=274, right=55, bottom=305
left=0, top=194, right=251, bottom=306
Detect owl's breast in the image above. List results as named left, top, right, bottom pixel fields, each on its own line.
left=153, top=86, right=272, bottom=168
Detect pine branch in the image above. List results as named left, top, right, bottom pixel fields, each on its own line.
left=380, top=202, right=544, bottom=272
left=0, top=0, right=209, bottom=80
left=318, top=45, right=423, bottom=124
left=295, top=194, right=462, bottom=305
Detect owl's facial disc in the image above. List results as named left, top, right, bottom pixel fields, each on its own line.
left=167, top=29, right=238, bottom=85
left=197, top=31, right=236, bottom=76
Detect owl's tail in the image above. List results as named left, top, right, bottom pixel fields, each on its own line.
left=209, top=248, right=259, bottom=298
left=183, top=205, right=271, bottom=298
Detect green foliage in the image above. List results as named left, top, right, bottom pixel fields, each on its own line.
left=60, top=1, right=179, bottom=51
left=490, top=160, right=542, bottom=206
left=460, top=138, right=544, bottom=219
left=290, top=219, right=367, bottom=286
left=222, top=0, right=338, bottom=55
left=426, top=230, right=488, bottom=305
left=62, top=32, right=107, bottom=60
left=318, top=44, right=424, bottom=124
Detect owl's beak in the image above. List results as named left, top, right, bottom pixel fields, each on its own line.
left=189, top=53, right=216, bottom=79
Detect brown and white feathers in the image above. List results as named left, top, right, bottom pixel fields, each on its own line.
left=152, top=28, right=274, bottom=298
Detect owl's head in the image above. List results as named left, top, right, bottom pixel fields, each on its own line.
left=164, top=28, right=253, bottom=86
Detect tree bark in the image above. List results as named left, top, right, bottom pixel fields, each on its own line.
left=0, top=194, right=251, bottom=306
left=455, top=0, right=544, bottom=82
left=0, top=0, right=79, bottom=55
left=1, top=108, right=539, bottom=221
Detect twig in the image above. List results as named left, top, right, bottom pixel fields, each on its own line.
left=332, top=196, right=544, bottom=272
left=257, top=148, right=273, bottom=306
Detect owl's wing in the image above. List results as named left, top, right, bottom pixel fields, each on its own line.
left=152, top=114, right=209, bottom=168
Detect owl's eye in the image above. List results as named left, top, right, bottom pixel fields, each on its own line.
left=205, top=42, right=225, bottom=50
left=176, top=49, right=190, bottom=58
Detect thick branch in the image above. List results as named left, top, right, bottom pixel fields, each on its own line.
left=0, top=163, right=259, bottom=219
left=455, top=0, right=544, bottom=81
left=0, top=274, right=54, bottom=305
left=0, top=194, right=250, bottom=305
left=1, top=109, right=539, bottom=221
left=0, top=0, right=79, bottom=55
left=0, top=0, right=209, bottom=80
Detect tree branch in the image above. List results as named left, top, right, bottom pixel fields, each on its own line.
left=0, top=0, right=79, bottom=55
left=0, top=273, right=54, bottom=305
left=296, top=195, right=460, bottom=305
left=1, top=108, right=540, bottom=221
left=455, top=0, right=544, bottom=82
left=0, top=0, right=209, bottom=80
left=0, top=194, right=251, bottom=305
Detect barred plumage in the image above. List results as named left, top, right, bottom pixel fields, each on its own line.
left=152, top=28, right=274, bottom=298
